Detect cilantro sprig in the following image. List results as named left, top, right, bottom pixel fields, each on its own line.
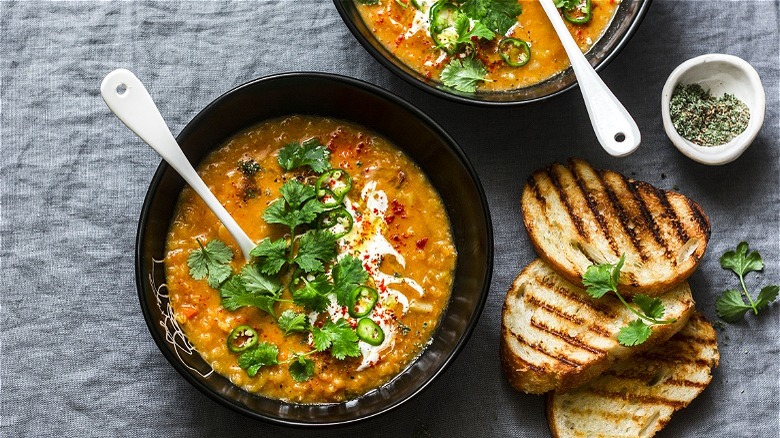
left=277, top=138, right=331, bottom=173
left=440, top=57, right=491, bottom=93
left=715, top=242, right=779, bottom=323
left=187, top=238, right=234, bottom=288
left=582, top=255, right=676, bottom=346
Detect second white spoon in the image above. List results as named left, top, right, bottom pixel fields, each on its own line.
left=539, top=0, right=641, bottom=157
left=100, top=68, right=255, bottom=261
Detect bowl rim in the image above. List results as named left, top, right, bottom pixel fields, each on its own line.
left=134, top=71, right=494, bottom=426
left=660, top=53, right=766, bottom=166
left=333, top=0, right=653, bottom=107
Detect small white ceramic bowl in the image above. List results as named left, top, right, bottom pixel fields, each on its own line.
left=661, top=54, right=765, bottom=165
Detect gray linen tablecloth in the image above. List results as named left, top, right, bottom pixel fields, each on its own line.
left=2, top=1, right=778, bottom=436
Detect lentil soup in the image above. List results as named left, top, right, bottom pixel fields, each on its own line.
left=356, top=0, right=620, bottom=92
left=165, top=115, right=456, bottom=403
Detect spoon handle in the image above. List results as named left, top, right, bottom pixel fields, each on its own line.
left=100, top=69, right=255, bottom=260
left=539, top=0, right=640, bottom=157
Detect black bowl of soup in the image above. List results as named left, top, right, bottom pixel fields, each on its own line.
left=334, top=0, right=652, bottom=106
left=135, top=72, right=493, bottom=425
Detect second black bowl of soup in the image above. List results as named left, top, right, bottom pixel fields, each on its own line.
left=334, top=0, right=652, bottom=105
left=135, top=72, right=493, bottom=425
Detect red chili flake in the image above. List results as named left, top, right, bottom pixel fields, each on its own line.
left=391, top=234, right=401, bottom=242
left=391, top=199, right=406, bottom=218
left=385, top=214, right=395, bottom=224
left=416, top=238, right=429, bottom=249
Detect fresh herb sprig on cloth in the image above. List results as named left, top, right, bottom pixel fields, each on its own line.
left=715, top=242, right=779, bottom=322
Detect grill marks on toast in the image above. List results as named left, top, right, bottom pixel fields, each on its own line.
left=522, top=159, right=710, bottom=295
left=548, top=314, right=719, bottom=438
left=500, top=260, right=694, bottom=394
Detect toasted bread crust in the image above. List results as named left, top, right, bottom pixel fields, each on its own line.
left=500, top=259, right=695, bottom=395
left=547, top=313, right=719, bottom=438
left=522, top=159, right=710, bottom=297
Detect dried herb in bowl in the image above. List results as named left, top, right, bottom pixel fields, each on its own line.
left=669, top=83, right=750, bottom=146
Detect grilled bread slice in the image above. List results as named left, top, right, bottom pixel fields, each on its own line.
left=547, top=312, right=719, bottom=438
left=500, top=259, right=695, bottom=395
left=522, top=159, right=710, bottom=297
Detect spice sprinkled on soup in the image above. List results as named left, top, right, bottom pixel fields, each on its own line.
left=355, top=0, right=620, bottom=92
left=164, top=116, right=456, bottom=403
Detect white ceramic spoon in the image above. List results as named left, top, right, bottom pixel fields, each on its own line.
left=100, top=68, right=255, bottom=261
left=539, top=0, right=640, bottom=157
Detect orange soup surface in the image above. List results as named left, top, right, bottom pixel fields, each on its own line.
left=356, top=0, right=620, bottom=91
left=165, top=115, right=456, bottom=403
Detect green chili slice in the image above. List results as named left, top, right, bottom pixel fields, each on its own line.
left=429, top=1, right=463, bottom=53
left=356, top=318, right=385, bottom=346
left=499, top=38, right=531, bottom=67
left=348, top=286, right=379, bottom=318
left=316, top=168, right=352, bottom=207
left=318, top=207, right=354, bottom=238
left=563, top=0, right=592, bottom=24
left=429, top=1, right=461, bottom=34
left=227, top=325, right=258, bottom=352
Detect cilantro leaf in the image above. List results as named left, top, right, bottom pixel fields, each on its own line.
left=755, top=285, right=780, bottom=310
left=716, top=289, right=753, bottom=323
left=617, top=319, right=652, bottom=346
left=294, top=230, right=338, bottom=273
left=219, top=275, right=279, bottom=317
left=717, top=242, right=778, bottom=322
left=720, top=241, right=764, bottom=277
left=277, top=309, right=309, bottom=335
left=440, top=57, right=489, bottom=93
left=250, top=237, right=288, bottom=275
left=289, top=356, right=316, bottom=382
left=633, top=294, right=665, bottom=320
left=311, top=319, right=361, bottom=360
left=263, top=184, right=325, bottom=232
left=187, top=239, right=234, bottom=288
left=239, top=264, right=282, bottom=296
left=463, top=21, right=495, bottom=41
left=292, top=275, right=332, bottom=312
left=332, top=255, right=370, bottom=306
left=237, top=342, right=279, bottom=377
left=479, top=0, right=523, bottom=35
left=280, top=179, right=317, bottom=208
left=277, top=138, right=331, bottom=173
left=461, top=0, right=489, bottom=19
left=581, top=256, right=623, bottom=299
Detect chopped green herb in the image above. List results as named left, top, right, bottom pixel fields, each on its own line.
left=332, top=255, right=370, bottom=306
left=294, top=230, right=338, bottom=273
left=277, top=138, right=331, bottom=173
left=219, top=274, right=280, bottom=317
left=292, top=274, right=332, bottom=312
left=187, top=238, right=234, bottom=288
left=277, top=309, right=309, bottom=335
left=716, top=242, right=779, bottom=322
left=249, top=237, right=289, bottom=275
left=263, top=180, right=326, bottom=234
left=288, top=355, right=316, bottom=382
left=440, top=57, right=490, bottom=93
left=582, top=255, right=676, bottom=346
left=669, top=83, right=750, bottom=146
left=237, top=159, right=261, bottom=177
left=237, top=342, right=279, bottom=377
left=312, top=319, right=361, bottom=360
